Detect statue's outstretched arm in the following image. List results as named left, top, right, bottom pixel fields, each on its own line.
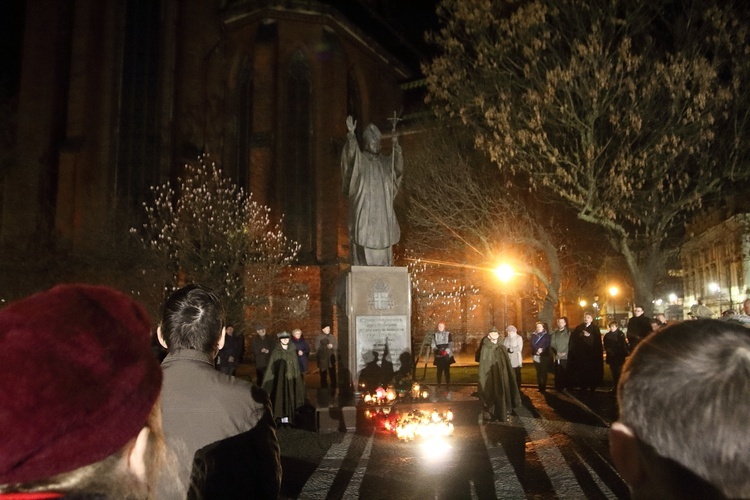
left=341, top=116, right=359, bottom=194
left=392, top=139, right=404, bottom=190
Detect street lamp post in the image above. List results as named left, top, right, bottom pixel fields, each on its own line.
left=494, top=264, right=514, bottom=330
left=609, top=286, right=619, bottom=325
left=709, top=282, right=721, bottom=314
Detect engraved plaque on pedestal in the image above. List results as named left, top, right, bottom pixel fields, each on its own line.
left=337, top=266, right=411, bottom=396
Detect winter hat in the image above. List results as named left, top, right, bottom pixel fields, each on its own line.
left=277, top=331, right=291, bottom=339
left=506, top=325, right=518, bottom=333
left=0, top=284, right=162, bottom=484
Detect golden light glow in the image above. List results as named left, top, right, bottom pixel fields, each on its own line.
left=609, top=286, right=619, bottom=297
left=393, top=409, right=454, bottom=442
left=494, top=263, right=514, bottom=283
left=579, top=300, right=587, bottom=308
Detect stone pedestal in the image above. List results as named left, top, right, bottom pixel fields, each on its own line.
left=337, top=266, right=411, bottom=398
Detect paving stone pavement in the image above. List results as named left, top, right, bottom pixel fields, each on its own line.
left=277, top=385, right=629, bottom=499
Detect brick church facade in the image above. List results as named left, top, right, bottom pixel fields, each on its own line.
left=1, top=1, right=424, bottom=332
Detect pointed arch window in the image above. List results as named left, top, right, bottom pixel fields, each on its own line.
left=283, top=50, right=314, bottom=260
left=117, top=0, right=161, bottom=206
left=236, top=60, right=252, bottom=191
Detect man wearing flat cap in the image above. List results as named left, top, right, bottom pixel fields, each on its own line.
left=252, top=322, right=275, bottom=384
left=0, top=284, right=165, bottom=498
left=157, top=284, right=281, bottom=499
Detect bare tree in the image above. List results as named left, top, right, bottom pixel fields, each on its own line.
left=403, top=125, right=574, bottom=327
left=424, top=0, right=750, bottom=311
left=132, top=154, right=300, bottom=328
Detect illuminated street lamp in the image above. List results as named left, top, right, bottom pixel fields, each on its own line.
left=609, top=286, right=619, bottom=323
left=579, top=299, right=587, bottom=308
left=494, top=264, right=514, bottom=329
left=709, top=282, right=721, bottom=313
left=494, top=264, right=514, bottom=283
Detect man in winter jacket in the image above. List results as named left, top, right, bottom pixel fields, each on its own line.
left=157, top=284, right=281, bottom=499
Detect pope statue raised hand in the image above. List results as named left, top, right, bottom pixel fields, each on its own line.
left=340, top=115, right=403, bottom=266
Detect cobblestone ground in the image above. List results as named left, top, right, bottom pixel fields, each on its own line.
left=277, top=385, right=629, bottom=500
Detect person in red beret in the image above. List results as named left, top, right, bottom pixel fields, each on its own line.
left=156, top=284, right=281, bottom=499
left=0, top=284, right=165, bottom=499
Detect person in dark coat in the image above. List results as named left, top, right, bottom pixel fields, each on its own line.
left=262, top=331, right=306, bottom=425
left=568, top=312, right=604, bottom=393
left=158, top=285, right=281, bottom=499
left=603, top=321, right=629, bottom=390
left=216, top=325, right=244, bottom=375
left=625, top=305, right=652, bottom=350
left=531, top=321, right=552, bottom=392
left=316, top=325, right=338, bottom=392
left=252, top=324, right=275, bottom=384
left=476, top=326, right=521, bottom=422
left=291, top=328, right=310, bottom=374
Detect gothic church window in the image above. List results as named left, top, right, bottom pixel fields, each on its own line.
left=283, top=50, right=314, bottom=260
left=116, top=0, right=161, bottom=206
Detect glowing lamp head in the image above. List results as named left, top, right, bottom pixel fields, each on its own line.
left=494, top=263, right=514, bottom=283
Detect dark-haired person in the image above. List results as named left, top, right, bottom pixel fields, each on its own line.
left=216, top=324, right=243, bottom=376
left=252, top=323, right=275, bottom=384
left=626, top=305, right=652, bottom=350
left=603, top=321, right=629, bottom=391
left=291, top=327, right=310, bottom=375
left=611, top=319, right=750, bottom=498
left=0, top=284, right=166, bottom=498
left=568, top=312, right=604, bottom=394
left=157, top=284, right=280, bottom=499
left=530, top=321, right=552, bottom=392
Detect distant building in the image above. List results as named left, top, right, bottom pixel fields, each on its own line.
left=681, top=206, right=750, bottom=318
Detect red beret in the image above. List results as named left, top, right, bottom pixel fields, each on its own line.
left=0, top=284, right=162, bottom=484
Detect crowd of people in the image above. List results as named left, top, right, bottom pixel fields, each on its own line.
left=1, top=284, right=748, bottom=499
left=503, top=306, right=673, bottom=396
left=471, top=311, right=750, bottom=498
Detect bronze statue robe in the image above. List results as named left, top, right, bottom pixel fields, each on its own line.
left=341, top=123, right=403, bottom=265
